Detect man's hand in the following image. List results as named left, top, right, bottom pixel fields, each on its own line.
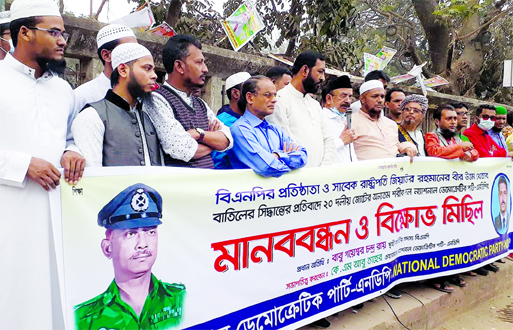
left=283, top=141, right=299, bottom=153
left=61, top=151, right=85, bottom=185
left=27, top=157, right=61, bottom=191
left=460, top=141, right=474, bottom=152
left=462, top=151, right=473, bottom=162
left=405, top=147, right=418, bottom=163
left=340, top=127, right=356, bottom=145
left=208, top=119, right=222, bottom=131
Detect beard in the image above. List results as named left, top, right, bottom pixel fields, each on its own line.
left=127, top=72, right=151, bottom=100
left=440, top=127, right=456, bottom=139
left=302, top=73, right=321, bottom=94
left=36, top=57, right=66, bottom=76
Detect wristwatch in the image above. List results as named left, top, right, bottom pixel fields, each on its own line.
left=195, top=127, right=205, bottom=142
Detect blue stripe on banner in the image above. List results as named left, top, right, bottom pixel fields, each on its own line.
left=186, top=233, right=512, bottom=330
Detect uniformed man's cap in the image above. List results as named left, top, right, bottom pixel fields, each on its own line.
left=98, top=183, right=163, bottom=229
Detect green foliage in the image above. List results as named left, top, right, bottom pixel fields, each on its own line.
left=433, top=0, right=493, bottom=20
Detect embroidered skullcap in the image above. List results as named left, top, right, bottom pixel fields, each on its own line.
left=496, top=105, right=507, bottom=115
left=326, top=75, right=352, bottom=94
left=10, top=0, right=61, bottom=21
left=400, top=94, right=429, bottom=113
left=97, top=24, right=136, bottom=48
left=359, top=80, right=384, bottom=95
left=226, top=72, right=251, bottom=90
left=0, top=11, right=10, bottom=25
left=111, top=43, right=152, bottom=70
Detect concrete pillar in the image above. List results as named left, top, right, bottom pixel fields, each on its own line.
left=80, top=57, right=103, bottom=84
left=203, top=76, right=224, bottom=114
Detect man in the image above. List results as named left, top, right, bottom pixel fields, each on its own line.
left=352, top=80, right=417, bottom=160
left=463, top=104, right=508, bottom=158
left=450, top=102, right=471, bottom=142
left=75, top=183, right=186, bottom=329
left=397, top=94, right=429, bottom=156
left=425, top=104, right=478, bottom=161
left=385, top=87, right=405, bottom=123
left=212, top=71, right=250, bottom=168
left=267, top=51, right=336, bottom=167
left=74, top=24, right=137, bottom=114
left=494, top=176, right=510, bottom=235
left=350, top=70, right=390, bottom=113
left=144, top=34, right=233, bottom=168
left=0, top=11, right=12, bottom=59
left=488, top=105, right=508, bottom=150
left=229, top=76, right=307, bottom=177
left=72, top=43, right=162, bottom=167
left=321, top=75, right=357, bottom=163
left=266, top=66, right=292, bottom=91
left=0, top=0, right=85, bottom=328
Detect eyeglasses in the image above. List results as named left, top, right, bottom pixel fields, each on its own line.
left=253, top=92, right=277, bottom=100
left=403, top=107, right=424, bottom=114
left=480, top=114, right=497, bottom=121
left=456, top=111, right=468, bottom=116
left=26, top=26, right=69, bottom=42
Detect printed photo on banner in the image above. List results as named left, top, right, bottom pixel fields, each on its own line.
left=221, top=1, right=264, bottom=51
left=491, top=174, right=511, bottom=236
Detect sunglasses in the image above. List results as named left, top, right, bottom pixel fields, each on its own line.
left=480, top=114, right=496, bottom=121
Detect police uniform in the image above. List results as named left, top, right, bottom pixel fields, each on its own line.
left=74, top=183, right=186, bottom=330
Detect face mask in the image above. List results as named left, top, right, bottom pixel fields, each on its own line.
left=477, top=118, right=494, bottom=131
left=0, top=37, right=14, bottom=54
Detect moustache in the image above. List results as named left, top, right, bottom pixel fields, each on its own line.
left=130, top=250, right=153, bottom=260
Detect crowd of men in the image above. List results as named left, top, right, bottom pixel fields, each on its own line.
left=1, top=0, right=512, bottom=329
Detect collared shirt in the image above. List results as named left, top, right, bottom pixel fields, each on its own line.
left=425, top=130, right=479, bottom=160
left=488, top=129, right=507, bottom=150
left=75, top=274, right=185, bottom=330
left=0, top=53, right=79, bottom=187
left=463, top=124, right=507, bottom=157
left=0, top=53, right=78, bottom=329
left=143, top=82, right=233, bottom=163
left=73, top=72, right=111, bottom=115
left=322, top=107, right=357, bottom=163
left=352, top=110, right=415, bottom=160
left=72, top=90, right=153, bottom=167
left=266, top=83, right=335, bottom=167
left=212, top=106, right=241, bottom=169
left=229, top=111, right=307, bottom=177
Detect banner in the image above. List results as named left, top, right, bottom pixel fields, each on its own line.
left=376, top=46, right=397, bottom=70
left=363, top=53, right=382, bottom=76
left=110, top=6, right=155, bottom=29
left=52, top=158, right=512, bottom=329
left=221, top=1, right=264, bottom=51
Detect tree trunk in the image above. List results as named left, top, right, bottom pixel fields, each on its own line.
left=166, top=0, right=184, bottom=28
left=283, top=0, right=303, bottom=57
left=411, top=0, right=450, bottom=74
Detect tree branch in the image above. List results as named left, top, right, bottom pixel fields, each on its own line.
left=94, top=0, right=108, bottom=20
left=364, top=0, right=415, bottom=29
left=456, top=6, right=513, bottom=41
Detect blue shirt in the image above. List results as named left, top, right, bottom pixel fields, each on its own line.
left=212, top=107, right=241, bottom=169
left=488, top=129, right=507, bottom=150
left=229, top=111, right=308, bottom=177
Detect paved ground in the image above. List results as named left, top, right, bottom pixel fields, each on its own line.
left=300, top=257, right=513, bottom=330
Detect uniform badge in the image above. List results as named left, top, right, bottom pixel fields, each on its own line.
left=131, top=188, right=149, bottom=212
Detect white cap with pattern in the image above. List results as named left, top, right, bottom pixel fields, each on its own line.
left=111, top=43, right=152, bottom=70
left=0, top=11, right=10, bottom=25
left=10, top=0, right=61, bottom=21
left=225, top=72, right=251, bottom=90
left=359, top=80, right=384, bottom=95
left=97, top=24, right=136, bottom=48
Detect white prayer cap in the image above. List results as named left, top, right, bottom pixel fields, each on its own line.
left=10, top=0, right=61, bottom=21
left=0, top=11, right=10, bottom=25
left=359, top=80, right=384, bottom=95
left=97, top=24, right=136, bottom=48
left=226, top=72, right=251, bottom=90
left=111, top=43, right=152, bottom=70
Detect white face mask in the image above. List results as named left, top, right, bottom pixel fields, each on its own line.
left=477, top=118, right=495, bottom=131
left=0, top=37, right=14, bottom=54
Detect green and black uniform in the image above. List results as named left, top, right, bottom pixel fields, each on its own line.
left=75, top=274, right=185, bottom=330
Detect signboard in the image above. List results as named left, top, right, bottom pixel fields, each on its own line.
left=52, top=159, right=513, bottom=329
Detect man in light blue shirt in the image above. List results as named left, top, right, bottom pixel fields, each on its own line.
left=229, top=76, right=307, bottom=177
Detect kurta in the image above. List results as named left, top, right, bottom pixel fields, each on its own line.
left=322, top=108, right=357, bottom=163
left=266, top=83, right=336, bottom=167
left=73, top=72, right=110, bottom=114
left=0, top=53, right=78, bottom=329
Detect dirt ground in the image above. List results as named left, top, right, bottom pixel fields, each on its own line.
left=434, top=285, right=513, bottom=330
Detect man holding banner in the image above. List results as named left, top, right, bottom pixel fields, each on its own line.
left=75, top=183, right=185, bottom=329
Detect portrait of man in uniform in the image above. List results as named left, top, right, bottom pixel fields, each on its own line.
left=74, top=183, right=186, bottom=329
left=493, top=175, right=510, bottom=235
